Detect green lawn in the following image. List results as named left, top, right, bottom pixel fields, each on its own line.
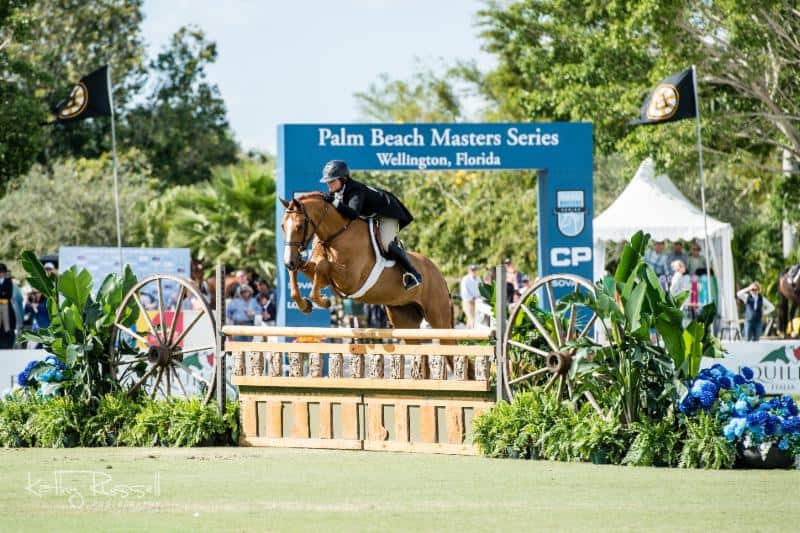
left=0, top=447, right=798, bottom=532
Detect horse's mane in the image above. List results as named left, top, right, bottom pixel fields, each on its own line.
left=293, top=192, right=325, bottom=203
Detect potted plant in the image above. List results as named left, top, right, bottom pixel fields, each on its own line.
left=679, top=364, right=800, bottom=468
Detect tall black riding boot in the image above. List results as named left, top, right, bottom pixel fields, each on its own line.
left=387, top=240, right=422, bottom=290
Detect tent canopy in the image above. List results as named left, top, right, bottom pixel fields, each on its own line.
left=593, top=158, right=738, bottom=324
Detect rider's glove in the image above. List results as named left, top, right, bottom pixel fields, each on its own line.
left=322, top=192, right=334, bottom=203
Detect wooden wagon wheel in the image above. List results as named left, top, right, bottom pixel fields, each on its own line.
left=502, top=274, right=603, bottom=412
left=111, top=274, right=218, bottom=405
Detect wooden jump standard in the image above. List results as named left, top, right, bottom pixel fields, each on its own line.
left=225, top=325, right=496, bottom=455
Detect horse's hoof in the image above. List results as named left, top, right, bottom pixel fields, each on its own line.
left=318, top=297, right=331, bottom=309
left=300, top=298, right=313, bottom=314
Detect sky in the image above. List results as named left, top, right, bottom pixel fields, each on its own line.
left=142, top=0, right=495, bottom=154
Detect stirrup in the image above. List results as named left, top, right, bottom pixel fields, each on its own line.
left=403, top=272, right=422, bottom=290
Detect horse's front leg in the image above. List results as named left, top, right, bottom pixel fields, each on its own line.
left=310, top=259, right=332, bottom=309
left=289, top=267, right=313, bottom=314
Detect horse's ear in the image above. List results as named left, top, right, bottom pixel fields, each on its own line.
left=280, top=198, right=290, bottom=208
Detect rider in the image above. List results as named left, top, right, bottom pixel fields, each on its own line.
left=319, top=160, right=423, bottom=290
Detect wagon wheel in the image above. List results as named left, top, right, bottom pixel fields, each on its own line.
left=502, top=274, right=603, bottom=414
left=111, top=275, right=218, bottom=406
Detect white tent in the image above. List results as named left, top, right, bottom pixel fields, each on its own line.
left=593, top=158, right=738, bottom=325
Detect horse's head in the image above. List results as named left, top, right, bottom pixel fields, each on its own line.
left=280, top=194, right=329, bottom=271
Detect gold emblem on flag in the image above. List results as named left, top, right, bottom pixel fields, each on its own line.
left=646, top=83, right=679, bottom=120
left=58, top=82, right=89, bottom=119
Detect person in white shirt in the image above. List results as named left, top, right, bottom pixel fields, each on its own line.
left=736, top=282, right=774, bottom=341
left=459, top=265, right=481, bottom=328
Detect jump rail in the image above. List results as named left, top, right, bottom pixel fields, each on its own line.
left=225, top=325, right=497, bottom=454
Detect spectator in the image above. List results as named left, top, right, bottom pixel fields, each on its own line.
left=686, top=242, right=707, bottom=275
left=503, top=257, right=524, bottom=293
left=669, top=260, right=690, bottom=298
left=668, top=242, right=689, bottom=274
left=43, top=262, right=57, bottom=276
left=644, top=240, right=669, bottom=277
left=366, top=304, right=389, bottom=329
left=257, top=291, right=276, bottom=326
left=460, top=265, right=481, bottom=328
left=10, top=270, right=23, bottom=346
left=0, top=263, right=16, bottom=349
left=520, top=275, right=531, bottom=295
left=226, top=285, right=261, bottom=341
left=737, top=282, right=774, bottom=342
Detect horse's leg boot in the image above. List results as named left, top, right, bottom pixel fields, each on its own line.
left=387, top=241, right=422, bottom=290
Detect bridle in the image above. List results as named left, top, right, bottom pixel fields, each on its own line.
left=283, top=198, right=354, bottom=269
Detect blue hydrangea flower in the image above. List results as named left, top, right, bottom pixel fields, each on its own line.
left=747, top=411, right=768, bottom=427
left=691, top=379, right=717, bottom=398
left=723, top=418, right=747, bottom=441
left=735, top=399, right=750, bottom=416
left=754, top=382, right=766, bottom=397
left=699, top=390, right=716, bottom=408
left=38, top=368, right=64, bottom=383
left=679, top=394, right=698, bottom=415
left=741, top=366, right=754, bottom=380
left=778, top=437, right=790, bottom=450
left=764, top=415, right=780, bottom=436
left=733, top=375, right=745, bottom=385
left=718, top=376, right=733, bottom=389
left=44, top=355, right=66, bottom=371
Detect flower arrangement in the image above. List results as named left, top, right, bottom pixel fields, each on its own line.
left=679, top=364, right=800, bottom=460
left=16, top=356, right=68, bottom=397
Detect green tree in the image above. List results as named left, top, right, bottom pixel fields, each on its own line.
left=355, top=67, right=464, bottom=123
left=138, top=160, right=276, bottom=277
left=124, top=26, right=238, bottom=187
left=14, top=0, right=147, bottom=160
left=0, top=0, right=46, bottom=188
left=0, top=150, right=157, bottom=261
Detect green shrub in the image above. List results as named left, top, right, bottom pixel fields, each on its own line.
left=119, top=399, right=173, bottom=446
left=224, top=399, right=240, bottom=445
left=472, top=389, right=574, bottom=459
left=539, top=405, right=582, bottom=462
left=27, top=396, right=87, bottom=448
left=623, top=416, right=684, bottom=467
left=678, top=411, right=736, bottom=469
left=572, top=410, right=631, bottom=464
left=167, top=399, right=226, bottom=446
left=0, top=392, right=36, bottom=447
left=83, top=392, right=142, bottom=446
left=472, top=388, right=575, bottom=459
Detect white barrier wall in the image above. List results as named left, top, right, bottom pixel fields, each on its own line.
left=701, top=341, right=800, bottom=394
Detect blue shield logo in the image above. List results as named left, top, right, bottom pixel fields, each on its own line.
left=555, top=190, right=586, bottom=237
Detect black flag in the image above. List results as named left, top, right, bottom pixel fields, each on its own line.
left=52, top=65, right=112, bottom=123
left=631, top=68, right=697, bottom=126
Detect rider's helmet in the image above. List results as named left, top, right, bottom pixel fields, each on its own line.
left=320, top=160, right=350, bottom=183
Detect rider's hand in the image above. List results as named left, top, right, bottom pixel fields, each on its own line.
left=333, top=191, right=344, bottom=207
left=322, top=192, right=334, bottom=203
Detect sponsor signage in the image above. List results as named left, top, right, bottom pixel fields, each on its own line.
left=702, top=341, right=800, bottom=394
left=276, top=123, right=593, bottom=325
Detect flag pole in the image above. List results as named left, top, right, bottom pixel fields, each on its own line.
left=691, top=65, right=714, bottom=310
left=107, top=64, right=124, bottom=275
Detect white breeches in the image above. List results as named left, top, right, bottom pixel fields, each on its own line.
left=378, top=217, right=400, bottom=251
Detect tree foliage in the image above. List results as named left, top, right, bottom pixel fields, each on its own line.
left=0, top=150, right=157, bottom=260
left=124, top=26, right=238, bottom=187
left=134, top=160, right=276, bottom=277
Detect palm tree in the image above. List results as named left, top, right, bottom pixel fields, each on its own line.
left=166, top=161, right=276, bottom=278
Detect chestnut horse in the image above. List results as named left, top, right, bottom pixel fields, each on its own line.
left=279, top=193, right=452, bottom=330
left=777, top=268, right=800, bottom=337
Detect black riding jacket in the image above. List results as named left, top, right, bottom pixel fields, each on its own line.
left=328, top=178, right=413, bottom=229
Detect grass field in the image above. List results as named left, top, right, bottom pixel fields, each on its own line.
left=0, top=447, right=798, bottom=532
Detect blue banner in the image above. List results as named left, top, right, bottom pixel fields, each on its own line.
left=276, top=123, right=593, bottom=326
